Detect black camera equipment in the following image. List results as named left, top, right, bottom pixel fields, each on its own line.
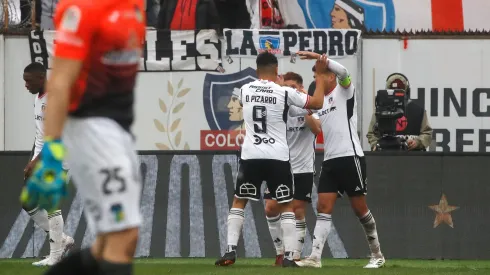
left=374, top=89, right=408, bottom=150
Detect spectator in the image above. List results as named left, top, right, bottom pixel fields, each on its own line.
left=366, top=73, right=433, bottom=151
left=215, top=0, right=250, bottom=30
left=157, top=0, right=219, bottom=33
left=40, top=0, right=58, bottom=30
left=146, top=0, right=160, bottom=28
left=1, top=0, right=22, bottom=26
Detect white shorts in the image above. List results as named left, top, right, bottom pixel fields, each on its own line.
left=63, top=117, right=142, bottom=234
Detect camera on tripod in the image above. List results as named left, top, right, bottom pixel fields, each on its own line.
left=374, top=89, right=408, bottom=150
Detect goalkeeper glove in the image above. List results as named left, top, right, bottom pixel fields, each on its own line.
left=21, top=138, right=67, bottom=212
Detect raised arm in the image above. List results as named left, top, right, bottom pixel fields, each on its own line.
left=297, top=51, right=351, bottom=88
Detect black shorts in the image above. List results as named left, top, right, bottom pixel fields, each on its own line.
left=318, top=156, right=367, bottom=197
left=235, top=159, right=294, bottom=203
left=263, top=172, right=313, bottom=203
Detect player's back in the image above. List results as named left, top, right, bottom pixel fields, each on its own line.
left=240, top=80, right=291, bottom=161
left=54, top=0, right=146, bottom=131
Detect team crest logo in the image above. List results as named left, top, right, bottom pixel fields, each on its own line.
left=201, top=67, right=257, bottom=150
left=203, top=67, right=257, bottom=131
left=328, top=97, right=333, bottom=104
left=41, top=104, right=46, bottom=112
left=259, top=36, right=281, bottom=54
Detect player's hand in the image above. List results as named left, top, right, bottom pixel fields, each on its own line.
left=296, top=51, right=321, bottom=60
left=21, top=138, right=67, bottom=212
left=407, top=139, right=418, bottom=150
left=315, top=54, right=329, bottom=74
left=23, top=159, right=38, bottom=180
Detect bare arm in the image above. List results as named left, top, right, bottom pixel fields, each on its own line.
left=305, top=114, right=321, bottom=135
left=304, top=55, right=327, bottom=110
left=297, top=51, right=351, bottom=88
left=43, top=58, right=83, bottom=139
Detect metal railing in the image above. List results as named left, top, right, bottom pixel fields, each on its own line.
left=1, top=0, right=36, bottom=31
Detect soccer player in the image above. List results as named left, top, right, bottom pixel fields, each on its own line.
left=295, top=51, right=385, bottom=269
left=22, top=62, right=75, bottom=267
left=263, top=72, right=321, bottom=266
left=21, top=1, right=146, bottom=275
left=215, top=52, right=327, bottom=267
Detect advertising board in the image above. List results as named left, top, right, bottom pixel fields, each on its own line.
left=1, top=152, right=490, bottom=259
left=361, top=39, right=490, bottom=152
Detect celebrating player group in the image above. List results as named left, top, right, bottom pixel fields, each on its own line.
left=215, top=51, right=385, bottom=269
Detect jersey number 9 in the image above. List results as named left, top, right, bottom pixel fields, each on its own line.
left=253, top=106, right=267, bottom=133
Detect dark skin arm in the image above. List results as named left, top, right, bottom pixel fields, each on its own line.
left=24, top=154, right=40, bottom=180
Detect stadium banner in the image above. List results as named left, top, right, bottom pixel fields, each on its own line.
left=18, top=34, right=360, bottom=151
left=1, top=152, right=490, bottom=259
left=223, top=28, right=361, bottom=58
left=361, top=39, right=490, bottom=152
left=27, top=29, right=222, bottom=72
left=249, top=0, right=490, bottom=32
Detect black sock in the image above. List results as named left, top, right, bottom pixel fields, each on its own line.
left=99, top=260, right=133, bottom=275
left=44, top=248, right=98, bottom=275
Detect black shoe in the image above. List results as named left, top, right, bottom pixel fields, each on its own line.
left=215, top=250, right=236, bottom=266
left=282, top=258, right=299, bottom=267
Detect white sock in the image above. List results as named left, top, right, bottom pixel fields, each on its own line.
left=280, top=212, right=296, bottom=260
left=266, top=214, right=284, bottom=255
left=294, top=218, right=306, bottom=260
left=360, top=211, right=382, bottom=257
left=48, top=210, right=64, bottom=256
left=27, top=207, right=49, bottom=232
left=310, top=213, right=332, bottom=260
left=227, top=208, right=244, bottom=252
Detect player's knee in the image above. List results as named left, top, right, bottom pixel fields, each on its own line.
left=292, top=201, right=306, bottom=219
left=293, top=207, right=306, bottom=220
left=265, top=200, right=280, bottom=217
left=316, top=200, right=334, bottom=214
left=349, top=195, right=369, bottom=218
left=102, top=227, right=139, bottom=261
left=231, top=197, right=247, bottom=209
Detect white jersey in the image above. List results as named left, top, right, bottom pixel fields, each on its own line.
left=239, top=79, right=310, bottom=161
left=32, top=93, right=47, bottom=160
left=317, top=84, right=364, bottom=161
left=287, top=106, right=319, bottom=173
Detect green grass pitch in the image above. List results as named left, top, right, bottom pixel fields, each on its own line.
left=0, top=258, right=489, bottom=275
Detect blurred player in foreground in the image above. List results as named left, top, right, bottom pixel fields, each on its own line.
left=21, top=0, right=146, bottom=275
left=295, top=51, right=385, bottom=269
left=22, top=62, right=74, bottom=267
left=263, top=72, right=321, bottom=265
left=215, top=52, right=327, bottom=267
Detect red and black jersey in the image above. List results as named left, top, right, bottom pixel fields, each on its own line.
left=53, top=0, right=146, bottom=131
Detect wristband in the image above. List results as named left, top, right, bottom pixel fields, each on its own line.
left=339, top=75, right=351, bottom=87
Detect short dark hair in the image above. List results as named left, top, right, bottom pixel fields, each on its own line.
left=24, top=62, right=46, bottom=74
left=256, top=52, right=278, bottom=71
left=283, top=72, right=303, bottom=85
left=312, top=64, right=332, bottom=74
left=308, top=81, right=316, bottom=96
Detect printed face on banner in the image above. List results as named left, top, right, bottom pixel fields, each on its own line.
left=201, top=68, right=258, bottom=150
left=292, top=0, right=395, bottom=31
